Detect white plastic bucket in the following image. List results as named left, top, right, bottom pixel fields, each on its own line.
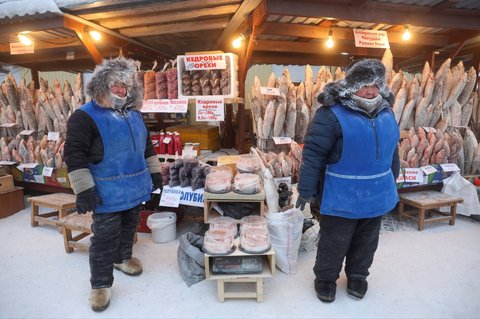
left=147, top=212, right=177, bottom=243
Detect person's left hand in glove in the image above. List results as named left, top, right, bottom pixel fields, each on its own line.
left=151, top=173, right=162, bottom=191
left=295, top=195, right=315, bottom=211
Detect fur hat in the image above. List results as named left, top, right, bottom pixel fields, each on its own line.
left=318, top=58, right=393, bottom=107
left=86, top=57, right=143, bottom=110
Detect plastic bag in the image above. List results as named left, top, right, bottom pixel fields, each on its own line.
left=177, top=232, right=205, bottom=287
left=440, top=172, right=480, bottom=216
left=266, top=208, right=304, bottom=274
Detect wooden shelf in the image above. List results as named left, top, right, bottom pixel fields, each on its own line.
left=203, top=189, right=265, bottom=223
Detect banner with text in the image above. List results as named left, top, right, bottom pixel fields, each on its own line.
left=353, top=29, right=390, bottom=48
left=184, top=54, right=227, bottom=71
left=141, top=99, right=188, bottom=113
left=196, top=98, right=224, bottom=121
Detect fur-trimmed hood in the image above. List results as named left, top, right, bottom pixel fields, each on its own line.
left=318, top=58, right=394, bottom=107
left=86, top=57, right=142, bottom=110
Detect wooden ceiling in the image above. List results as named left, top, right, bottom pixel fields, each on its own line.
left=0, top=0, right=479, bottom=78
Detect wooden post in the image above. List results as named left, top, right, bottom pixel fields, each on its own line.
left=30, top=68, right=39, bottom=89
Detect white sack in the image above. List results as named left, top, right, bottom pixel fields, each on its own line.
left=440, top=173, right=480, bottom=216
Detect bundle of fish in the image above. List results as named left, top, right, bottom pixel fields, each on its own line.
left=0, top=134, right=67, bottom=168
left=381, top=49, right=478, bottom=132
left=0, top=73, right=85, bottom=139
left=398, top=126, right=480, bottom=175
left=249, top=141, right=303, bottom=181
left=250, top=65, right=345, bottom=144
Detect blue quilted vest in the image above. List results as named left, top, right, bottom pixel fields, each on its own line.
left=80, top=102, right=152, bottom=213
left=320, top=104, right=399, bottom=218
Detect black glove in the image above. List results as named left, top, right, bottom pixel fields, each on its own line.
left=295, top=195, right=314, bottom=211
left=151, top=173, right=163, bottom=191
left=76, top=187, right=99, bottom=214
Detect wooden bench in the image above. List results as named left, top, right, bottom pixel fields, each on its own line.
left=28, top=193, right=76, bottom=230
left=398, top=190, right=464, bottom=231
left=58, top=212, right=93, bottom=253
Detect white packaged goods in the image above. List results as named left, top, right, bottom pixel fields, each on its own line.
left=177, top=53, right=239, bottom=99
left=233, top=173, right=261, bottom=194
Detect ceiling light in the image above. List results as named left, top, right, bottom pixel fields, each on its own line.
left=340, top=52, right=349, bottom=56
left=326, top=29, right=334, bottom=48
left=232, top=34, right=245, bottom=49
left=89, top=30, right=102, bottom=41
left=402, top=25, right=411, bottom=41
left=18, top=33, right=32, bottom=46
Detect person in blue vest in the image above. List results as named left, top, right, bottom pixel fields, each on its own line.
left=296, top=59, right=400, bottom=303
left=64, top=57, right=163, bottom=312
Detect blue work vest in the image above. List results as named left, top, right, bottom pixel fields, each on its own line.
left=320, top=104, right=399, bottom=218
left=80, top=102, right=152, bottom=213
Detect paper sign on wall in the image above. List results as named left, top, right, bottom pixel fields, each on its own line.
left=403, top=168, right=423, bottom=183
left=440, top=163, right=460, bottom=172
left=184, top=54, right=226, bottom=71
left=10, top=42, right=34, bottom=54
left=42, top=167, right=54, bottom=177
left=260, top=87, right=280, bottom=96
left=196, top=98, right=224, bottom=121
left=141, top=99, right=188, bottom=113
left=353, top=29, right=390, bottom=48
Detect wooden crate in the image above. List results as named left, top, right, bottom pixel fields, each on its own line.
left=166, top=124, right=219, bottom=151
left=0, top=174, right=14, bottom=193
left=204, top=240, right=275, bottom=303
left=0, top=187, right=25, bottom=219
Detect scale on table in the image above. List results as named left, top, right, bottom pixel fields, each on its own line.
left=211, top=255, right=263, bottom=275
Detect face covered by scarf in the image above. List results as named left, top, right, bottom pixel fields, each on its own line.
left=110, top=82, right=129, bottom=112
left=351, top=94, right=383, bottom=114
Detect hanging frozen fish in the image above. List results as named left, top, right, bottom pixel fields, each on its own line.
left=427, top=102, right=442, bottom=128
left=5, top=75, right=19, bottom=112
left=414, top=97, right=429, bottom=129
left=49, top=92, right=63, bottom=120
left=381, top=48, right=393, bottom=85
left=282, top=68, right=292, bottom=88
left=458, top=67, right=477, bottom=107
left=398, top=99, right=415, bottom=131
left=285, top=84, right=297, bottom=138
left=334, top=67, right=345, bottom=81
left=440, top=69, right=452, bottom=104
left=419, top=61, right=430, bottom=94
left=63, top=80, right=74, bottom=111
left=392, top=87, right=406, bottom=123
left=444, top=73, right=467, bottom=111
left=389, top=71, right=403, bottom=97
left=460, top=93, right=475, bottom=127
left=273, top=94, right=287, bottom=137
left=305, top=64, right=314, bottom=108
left=423, top=71, right=435, bottom=106
left=262, top=100, right=275, bottom=138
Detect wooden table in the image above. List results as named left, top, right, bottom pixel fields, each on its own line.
left=28, top=193, right=76, bottom=229
left=398, top=191, right=463, bottom=231
left=58, top=212, right=93, bottom=253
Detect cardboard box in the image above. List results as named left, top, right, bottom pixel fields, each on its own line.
left=0, top=187, right=25, bottom=219
left=44, top=168, right=71, bottom=188
left=166, top=125, right=219, bottom=151
left=0, top=174, right=14, bottom=193
left=396, top=164, right=452, bottom=189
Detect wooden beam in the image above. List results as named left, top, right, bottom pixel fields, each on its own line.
left=1, top=48, right=119, bottom=65
left=266, top=0, right=480, bottom=30
left=254, top=39, right=424, bottom=58
left=99, top=4, right=239, bottom=29
left=78, top=0, right=239, bottom=20
left=256, top=22, right=450, bottom=47
left=30, top=68, right=40, bottom=90
left=63, top=16, right=103, bottom=64
left=214, top=0, right=263, bottom=50
left=63, top=13, right=171, bottom=58
left=431, top=0, right=459, bottom=13
left=448, top=40, right=465, bottom=59
left=0, top=15, right=65, bottom=36
left=0, top=37, right=82, bottom=53
left=120, top=18, right=229, bottom=37
left=251, top=51, right=351, bottom=67
left=8, top=59, right=96, bottom=72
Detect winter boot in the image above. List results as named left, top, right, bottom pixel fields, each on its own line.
left=113, top=257, right=143, bottom=276
left=347, top=278, right=368, bottom=299
left=314, top=280, right=336, bottom=303
left=90, top=288, right=111, bottom=312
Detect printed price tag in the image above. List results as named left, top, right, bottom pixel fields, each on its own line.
left=0, top=161, right=16, bottom=166
left=0, top=123, right=16, bottom=128
left=260, top=87, right=280, bottom=96
left=160, top=186, right=182, bottom=207
left=170, top=99, right=188, bottom=113
left=440, top=163, right=460, bottom=172
left=19, top=130, right=35, bottom=136
left=57, top=177, right=67, bottom=183
left=152, top=188, right=162, bottom=194
left=34, top=175, right=44, bottom=183
left=42, top=167, right=54, bottom=177
left=196, top=98, right=225, bottom=121
left=403, top=168, right=423, bottom=183
left=163, top=137, right=172, bottom=144
left=421, top=165, right=438, bottom=175
left=47, top=132, right=60, bottom=141
left=272, top=136, right=292, bottom=145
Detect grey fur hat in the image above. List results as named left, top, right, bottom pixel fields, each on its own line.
left=86, top=57, right=143, bottom=110
left=318, top=58, right=393, bottom=107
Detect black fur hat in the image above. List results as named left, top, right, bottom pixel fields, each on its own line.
left=86, top=57, right=143, bottom=110
left=318, top=58, right=393, bottom=107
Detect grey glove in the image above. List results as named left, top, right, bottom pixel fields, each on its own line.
left=295, top=195, right=315, bottom=211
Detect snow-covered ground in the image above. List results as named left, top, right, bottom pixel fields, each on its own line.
left=1, top=200, right=479, bottom=319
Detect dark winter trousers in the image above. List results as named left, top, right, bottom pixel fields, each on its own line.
left=313, top=214, right=382, bottom=283
left=89, top=204, right=141, bottom=288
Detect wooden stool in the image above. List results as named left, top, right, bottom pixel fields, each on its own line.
left=217, top=277, right=264, bottom=302
left=28, top=193, right=76, bottom=230
left=398, top=190, right=464, bottom=231
left=58, top=212, right=93, bottom=253
left=57, top=212, right=139, bottom=254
